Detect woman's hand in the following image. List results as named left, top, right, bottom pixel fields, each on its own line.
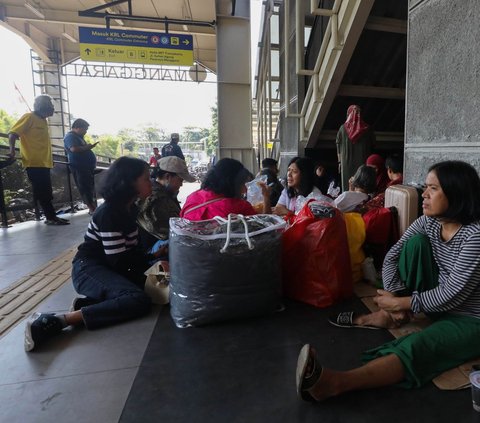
left=257, top=181, right=271, bottom=198
left=258, top=182, right=272, bottom=214
left=373, top=289, right=411, bottom=313
left=272, top=204, right=289, bottom=216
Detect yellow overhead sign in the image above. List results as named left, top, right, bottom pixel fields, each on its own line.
left=79, top=27, right=193, bottom=66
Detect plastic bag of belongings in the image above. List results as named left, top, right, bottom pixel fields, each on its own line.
left=169, top=214, right=286, bottom=328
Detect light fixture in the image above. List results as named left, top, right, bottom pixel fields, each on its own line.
left=62, top=32, right=77, bottom=43
left=24, top=1, right=45, bottom=19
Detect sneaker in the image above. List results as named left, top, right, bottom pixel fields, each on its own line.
left=70, top=296, right=98, bottom=312
left=24, top=313, right=64, bottom=352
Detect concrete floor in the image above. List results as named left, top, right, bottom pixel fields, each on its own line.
left=0, top=182, right=477, bottom=422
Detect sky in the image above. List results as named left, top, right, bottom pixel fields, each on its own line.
left=0, top=1, right=262, bottom=136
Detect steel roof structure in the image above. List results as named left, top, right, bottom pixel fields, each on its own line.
left=0, top=0, right=220, bottom=72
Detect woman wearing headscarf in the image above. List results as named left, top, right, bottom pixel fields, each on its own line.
left=336, top=105, right=375, bottom=192
left=366, top=153, right=390, bottom=194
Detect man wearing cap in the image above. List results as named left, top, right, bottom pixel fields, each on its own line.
left=137, top=156, right=195, bottom=253
left=63, top=118, right=98, bottom=214
left=161, top=133, right=185, bottom=160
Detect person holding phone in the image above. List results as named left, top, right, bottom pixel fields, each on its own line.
left=64, top=118, right=98, bottom=214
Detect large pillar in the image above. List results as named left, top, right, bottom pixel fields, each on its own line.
left=277, top=0, right=301, bottom=176
left=404, top=0, right=480, bottom=183
left=31, top=40, right=70, bottom=149
left=216, top=0, right=255, bottom=171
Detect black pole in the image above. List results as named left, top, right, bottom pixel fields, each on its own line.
left=0, top=170, right=9, bottom=228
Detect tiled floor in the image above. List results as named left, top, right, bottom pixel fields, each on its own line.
left=0, top=203, right=477, bottom=422
left=0, top=210, right=161, bottom=423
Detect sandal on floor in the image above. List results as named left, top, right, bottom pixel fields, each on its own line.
left=328, top=311, right=380, bottom=330
left=296, top=344, right=322, bottom=402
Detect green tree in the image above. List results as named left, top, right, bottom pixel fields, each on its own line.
left=117, top=128, right=139, bottom=154
left=141, top=125, right=167, bottom=145
left=182, top=126, right=210, bottom=151
left=0, top=109, right=18, bottom=146
left=88, top=133, right=121, bottom=159
left=206, top=103, right=218, bottom=156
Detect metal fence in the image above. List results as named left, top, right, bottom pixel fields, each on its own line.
left=0, top=139, right=112, bottom=228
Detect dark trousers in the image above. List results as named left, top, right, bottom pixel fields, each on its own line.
left=26, top=167, right=56, bottom=220
left=72, top=257, right=151, bottom=330
left=71, top=167, right=96, bottom=206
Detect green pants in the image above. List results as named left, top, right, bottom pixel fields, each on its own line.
left=362, top=235, right=480, bottom=388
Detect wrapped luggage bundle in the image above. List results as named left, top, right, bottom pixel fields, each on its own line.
left=282, top=201, right=353, bottom=308
left=169, top=214, right=286, bottom=328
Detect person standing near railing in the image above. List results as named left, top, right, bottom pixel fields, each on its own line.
left=63, top=118, right=98, bottom=215
left=8, top=94, right=69, bottom=225
left=161, top=133, right=185, bottom=160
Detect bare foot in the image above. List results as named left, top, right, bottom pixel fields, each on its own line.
left=353, top=309, right=399, bottom=329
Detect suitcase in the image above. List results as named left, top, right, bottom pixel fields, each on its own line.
left=384, top=185, right=422, bottom=235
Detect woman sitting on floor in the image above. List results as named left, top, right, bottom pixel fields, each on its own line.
left=296, top=160, right=480, bottom=401
left=272, top=157, right=332, bottom=216
left=334, top=164, right=376, bottom=212
left=24, top=157, right=165, bottom=352
left=180, top=157, right=270, bottom=220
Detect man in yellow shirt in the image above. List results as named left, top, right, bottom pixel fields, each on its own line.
left=8, top=95, right=69, bottom=225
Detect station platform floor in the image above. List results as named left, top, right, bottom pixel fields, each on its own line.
left=0, top=193, right=477, bottom=422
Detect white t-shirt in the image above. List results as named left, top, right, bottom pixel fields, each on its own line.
left=334, top=191, right=369, bottom=212
left=277, top=186, right=332, bottom=212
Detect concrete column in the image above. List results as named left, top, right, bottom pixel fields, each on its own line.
left=216, top=0, right=255, bottom=171
left=277, top=0, right=301, bottom=176
left=39, top=60, right=70, bottom=148
left=404, top=0, right=480, bottom=183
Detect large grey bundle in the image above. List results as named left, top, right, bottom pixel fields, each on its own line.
left=169, top=214, right=286, bottom=328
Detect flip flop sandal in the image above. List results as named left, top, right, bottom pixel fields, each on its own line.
left=296, top=344, right=322, bottom=402
left=328, top=311, right=380, bottom=330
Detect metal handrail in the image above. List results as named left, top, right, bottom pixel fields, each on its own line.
left=0, top=140, right=112, bottom=228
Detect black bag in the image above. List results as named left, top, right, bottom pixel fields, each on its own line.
left=169, top=214, right=286, bottom=328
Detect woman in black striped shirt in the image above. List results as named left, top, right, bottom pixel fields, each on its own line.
left=24, top=157, right=165, bottom=352
left=296, top=160, right=480, bottom=401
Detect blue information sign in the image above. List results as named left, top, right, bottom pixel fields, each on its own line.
left=79, top=27, right=194, bottom=66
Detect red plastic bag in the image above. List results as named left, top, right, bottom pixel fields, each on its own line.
left=282, top=202, right=353, bottom=308
left=362, top=207, right=400, bottom=268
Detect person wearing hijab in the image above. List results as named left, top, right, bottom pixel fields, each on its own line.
left=366, top=154, right=390, bottom=194
left=336, top=105, right=375, bottom=192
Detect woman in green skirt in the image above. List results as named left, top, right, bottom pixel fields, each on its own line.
left=297, top=160, right=480, bottom=401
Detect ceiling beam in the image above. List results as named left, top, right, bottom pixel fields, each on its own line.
left=337, top=84, right=405, bottom=100
left=364, top=16, right=407, bottom=34
left=2, top=5, right=216, bottom=36
left=0, top=20, right=50, bottom=62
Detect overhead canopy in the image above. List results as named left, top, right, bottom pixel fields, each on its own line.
left=0, top=0, right=219, bottom=72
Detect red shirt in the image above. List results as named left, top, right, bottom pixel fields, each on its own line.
left=149, top=155, right=161, bottom=167
left=180, top=189, right=256, bottom=221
